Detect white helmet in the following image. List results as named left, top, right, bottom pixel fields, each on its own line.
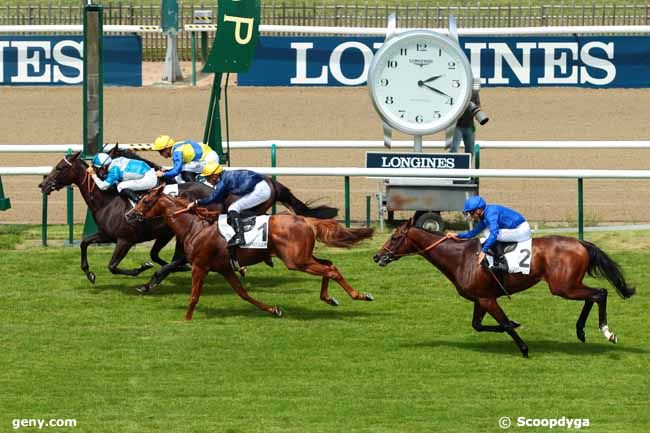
left=92, top=153, right=112, bottom=168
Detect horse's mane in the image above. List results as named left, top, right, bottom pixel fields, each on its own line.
left=110, top=147, right=162, bottom=170
left=161, top=192, right=220, bottom=222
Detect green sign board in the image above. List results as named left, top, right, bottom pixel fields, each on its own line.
left=161, top=0, right=179, bottom=33
left=203, top=0, right=260, bottom=73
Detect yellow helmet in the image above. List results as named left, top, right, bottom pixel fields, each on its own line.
left=152, top=135, right=175, bottom=151
left=202, top=161, right=224, bottom=176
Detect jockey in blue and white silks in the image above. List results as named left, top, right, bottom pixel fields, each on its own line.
left=88, top=153, right=157, bottom=203
left=447, top=195, right=531, bottom=272
left=187, top=162, right=271, bottom=248
left=152, top=135, right=219, bottom=183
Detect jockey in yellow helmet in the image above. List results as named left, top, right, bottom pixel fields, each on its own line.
left=152, top=135, right=219, bottom=183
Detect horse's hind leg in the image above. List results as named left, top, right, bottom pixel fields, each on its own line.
left=80, top=232, right=110, bottom=284
left=222, top=270, right=282, bottom=317
left=108, top=239, right=153, bottom=277
left=478, top=298, right=529, bottom=358
left=314, top=258, right=338, bottom=306
left=298, top=257, right=374, bottom=302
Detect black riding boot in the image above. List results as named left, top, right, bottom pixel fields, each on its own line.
left=120, top=188, right=140, bottom=204
left=227, top=211, right=245, bottom=247
left=180, top=171, right=197, bottom=183
left=489, top=242, right=509, bottom=273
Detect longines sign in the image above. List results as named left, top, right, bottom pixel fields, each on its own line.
left=0, top=35, right=142, bottom=86
left=239, top=36, right=648, bottom=87
left=365, top=152, right=471, bottom=170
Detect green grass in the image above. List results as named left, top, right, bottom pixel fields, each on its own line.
left=0, top=230, right=649, bottom=433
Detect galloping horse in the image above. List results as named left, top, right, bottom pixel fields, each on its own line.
left=373, top=220, right=635, bottom=357
left=130, top=186, right=374, bottom=320
left=39, top=150, right=339, bottom=291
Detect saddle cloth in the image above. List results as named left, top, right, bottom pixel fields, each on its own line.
left=163, top=184, right=180, bottom=196
left=481, top=239, right=533, bottom=275
left=218, top=214, right=270, bottom=249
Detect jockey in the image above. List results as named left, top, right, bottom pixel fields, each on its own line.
left=86, top=153, right=157, bottom=203
left=152, top=135, right=219, bottom=183
left=187, top=162, right=271, bottom=249
left=446, top=195, right=531, bottom=272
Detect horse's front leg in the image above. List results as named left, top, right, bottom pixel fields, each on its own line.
left=80, top=232, right=110, bottom=284
left=137, top=257, right=188, bottom=294
left=108, top=238, right=153, bottom=276
left=471, top=301, right=520, bottom=333
left=222, top=269, right=282, bottom=317
left=185, top=264, right=208, bottom=321
left=479, top=297, right=529, bottom=358
left=149, top=235, right=173, bottom=267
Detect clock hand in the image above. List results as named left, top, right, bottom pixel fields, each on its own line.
left=418, top=82, right=452, bottom=99
left=421, top=74, right=444, bottom=84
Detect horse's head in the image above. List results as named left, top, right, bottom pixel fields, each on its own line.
left=39, top=151, right=83, bottom=194
left=373, top=219, right=416, bottom=266
left=128, top=185, right=166, bottom=224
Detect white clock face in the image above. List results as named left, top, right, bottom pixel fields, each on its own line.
left=368, top=30, right=473, bottom=136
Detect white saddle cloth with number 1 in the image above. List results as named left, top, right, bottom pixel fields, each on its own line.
left=218, top=215, right=270, bottom=249
left=482, top=239, right=533, bottom=275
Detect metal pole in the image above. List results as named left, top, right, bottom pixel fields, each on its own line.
left=578, top=178, right=584, bottom=240
left=41, top=176, right=48, bottom=247
left=365, top=195, right=371, bottom=227
left=344, top=176, right=350, bottom=228
left=271, top=143, right=277, bottom=215
left=66, top=148, right=74, bottom=245
left=191, top=32, right=197, bottom=86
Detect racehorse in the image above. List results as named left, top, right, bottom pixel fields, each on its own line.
left=39, top=150, right=339, bottom=291
left=373, top=219, right=635, bottom=357
left=129, top=185, right=374, bottom=320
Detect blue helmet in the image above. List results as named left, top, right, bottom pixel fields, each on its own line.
left=463, top=195, right=486, bottom=212
left=92, top=153, right=112, bottom=168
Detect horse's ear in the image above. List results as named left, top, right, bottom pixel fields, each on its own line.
left=70, top=151, right=81, bottom=161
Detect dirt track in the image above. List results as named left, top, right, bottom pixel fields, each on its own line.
left=1, top=81, right=650, bottom=224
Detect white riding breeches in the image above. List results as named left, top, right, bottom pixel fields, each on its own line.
left=117, top=169, right=158, bottom=192
left=182, top=151, right=220, bottom=173
left=496, top=221, right=532, bottom=242
left=228, top=180, right=272, bottom=213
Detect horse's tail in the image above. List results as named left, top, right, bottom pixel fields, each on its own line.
left=579, top=240, right=636, bottom=299
left=272, top=179, right=338, bottom=219
left=306, top=218, right=373, bottom=248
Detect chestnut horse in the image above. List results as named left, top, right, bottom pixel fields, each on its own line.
left=373, top=220, right=635, bottom=357
left=130, top=186, right=374, bottom=320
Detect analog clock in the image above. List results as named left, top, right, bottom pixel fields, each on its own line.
left=368, top=29, right=473, bottom=136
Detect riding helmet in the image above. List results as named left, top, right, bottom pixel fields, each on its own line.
left=463, top=195, right=487, bottom=212
left=92, top=153, right=112, bottom=168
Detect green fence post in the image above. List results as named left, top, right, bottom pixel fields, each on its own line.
left=41, top=176, right=48, bottom=247
left=0, top=176, right=11, bottom=211
left=271, top=143, right=277, bottom=215
left=66, top=149, right=74, bottom=245
left=365, top=195, right=371, bottom=227
left=191, top=32, right=197, bottom=86
left=578, top=178, right=584, bottom=240
left=474, top=142, right=480, bottom=169
left=344, top=176, right=350, bottom=228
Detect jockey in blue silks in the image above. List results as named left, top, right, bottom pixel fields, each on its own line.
left=87, top=153, right=157, bottom=203
left=186, top=162, right=271, bottom=249
left=446, top=195, right=531, bottom=272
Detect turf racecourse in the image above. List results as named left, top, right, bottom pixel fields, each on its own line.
left=0, top=230, right=649, bottom=433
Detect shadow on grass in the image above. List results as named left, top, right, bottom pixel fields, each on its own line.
left=404, top=338, right=650, bottom=356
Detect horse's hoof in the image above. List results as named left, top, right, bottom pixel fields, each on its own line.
left=86, top=272, right=96, bottom=284
left=142, top=262, right=154, bottom=270
left=136, top=285, right=150, bottom=294
left=609, top=334, right=618, bottom=344
left=510, top=320, right=521, bottom=329
left=522, top=351, right=529, bottom=358
left=364, top=293, right=374, bottom=301
left=271, top=306, right=283, bottom=317
left=577, top=329, right=586, bottom=343
left=330, top=297, right=339, bottom=307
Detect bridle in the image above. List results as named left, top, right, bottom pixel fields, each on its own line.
left=382, top=226, right=449, bottom=259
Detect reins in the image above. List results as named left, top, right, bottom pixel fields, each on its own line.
left=384, top=232, right=449, bottom=258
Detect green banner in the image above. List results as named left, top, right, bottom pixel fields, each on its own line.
left=203, top=0, right=260, bottom=73
left=160, top=0, right=179, bottom=33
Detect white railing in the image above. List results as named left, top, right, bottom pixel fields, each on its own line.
left=2, top=141, right=650, bottom=153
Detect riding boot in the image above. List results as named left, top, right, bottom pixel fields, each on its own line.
left=490, top=254, right=509, bottom=273
left=120, top=188, right=140, bottom=204
left=181, top=171, right=197, bottom=183
left=227, top=211, right=245, bottom=247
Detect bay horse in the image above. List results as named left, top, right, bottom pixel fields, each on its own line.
left=39, top=150, right=339, bottom=291
left=129, top=185, right=374, bottom=320
left=373, top=219, right=635, bottom=357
